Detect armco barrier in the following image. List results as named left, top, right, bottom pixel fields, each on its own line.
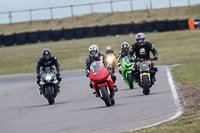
left=178, top=19, right=188, bottom=30
left=27, top=31, right=39, bottom=44
left=51, top=29, right=63, bottom=41
left=109, top=24, right=120, bottom=35
left=132, top=23, right=144, bottom=33
left=74, top=27, right=86, bottom=39
left=144, top=21, right=156, bottom=32
left=167, top=19, right=178, bottom=31
left=3, top=34, right=15, bottom=46
left=63, top=28, right=74, bottom=40
left=120, top=23, right=132, bottom=34
left=156, top=20, right=168, bottom=32
left=86, top=26, right=97, bottom=37
left=97, top=25, right=109, bottom=37
left=14, top=32, right=27, bottom=45
left=0, top=35, right=3, bottom=46
left=39, top=30, right=51, bottom=42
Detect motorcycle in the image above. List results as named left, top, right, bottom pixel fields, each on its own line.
left=135, top=58, right=156, bottom=95
left=90, top=61, right=115, bottom=107
left=121, top=56, right=135, bottom=89
left=106, top=53, right=117, bottom=73
left=39, top=67, right=60, bottom=105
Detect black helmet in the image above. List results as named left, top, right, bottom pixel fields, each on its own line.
left=121, top=42, right=129, bottom=50
left=42, top=48, right=51, bottom=60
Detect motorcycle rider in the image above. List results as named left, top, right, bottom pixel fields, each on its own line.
left=85, top=44, right=118, bottom=92
left=105, top=46, right=117, bottom=57
left=117, top=42, right=135, bottom=75
left=129, top=33, right=158, bottom=84
left=36, top=48, right=62, bottom=94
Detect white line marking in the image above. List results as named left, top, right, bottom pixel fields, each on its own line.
left=130, top=66, right=184, bottom=132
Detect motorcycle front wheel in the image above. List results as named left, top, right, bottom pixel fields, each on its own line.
left=46, top=85, right=55, bottom=105
left=100, top=86, right=111, bottom=107
left=127, top=73, right=133, bottom=89
left=142, top=75, right=150, bottom=95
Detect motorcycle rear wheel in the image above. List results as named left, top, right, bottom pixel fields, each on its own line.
left=100, top=86, right=111, bottom=107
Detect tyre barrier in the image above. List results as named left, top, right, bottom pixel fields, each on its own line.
left=39, top=30, right=51, bottom=42
left=14, top=32, right=27, bottom=45
left=51, top=29, right=63, bottom=41
left=167, top=19, right=178, bottom=31
left=97, top=25, right=109, bottom=37
left=86, top=26, right=97, bottom=37
left=178, top=19, right=189, bottom=30
left=27, top=31, right=39, bottom=44
left=0, top=35, right=3, bottom=47
left=132, top=23, right=144, bottom=33
left=144, top=21, right=156, bottom=32
left=3, top=34, right=15, bottom=47
left=74, top=27, right=86, bottom=39
left=109, top=24, right=120, bottom=35
left=63, top=28, right=74, bottom=40
left=156, top=20, right=168, bottom=32
left=120, top=23, right=132, bottom=34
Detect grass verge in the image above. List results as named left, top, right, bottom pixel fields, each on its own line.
left=0, top=29, right=200, bottom=75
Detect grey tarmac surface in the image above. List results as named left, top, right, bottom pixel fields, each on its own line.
left=0, top=65, right=181, bottom=133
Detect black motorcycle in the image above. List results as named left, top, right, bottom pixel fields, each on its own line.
left=39, top=67, right=60, bottom=105
left=135, top=58, right=156, bottom=95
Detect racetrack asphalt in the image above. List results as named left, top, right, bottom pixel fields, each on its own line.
left=0, top=65, right=183, bottom=133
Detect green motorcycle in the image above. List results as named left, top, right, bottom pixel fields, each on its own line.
left=120, top=56, right=135, bottom=89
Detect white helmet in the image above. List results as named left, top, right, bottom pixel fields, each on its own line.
left=106, top=46, right=112, bottom=51
left=88, top=44, right=99, bottom=58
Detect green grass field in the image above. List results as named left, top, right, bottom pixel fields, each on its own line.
left=0, top=29, right=200, bottom=75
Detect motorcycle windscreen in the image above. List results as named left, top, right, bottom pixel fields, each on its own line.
left=140, top=62, right=149, bottom=70
left=90, top=61, right=109, bottom=81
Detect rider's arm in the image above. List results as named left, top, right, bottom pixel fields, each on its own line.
left=117, top=51, right=122, bottom=63
left=85, top=56, right=91, bottom=71
left=36, top=58, right=42, bottom=74
left=129, top=43, right=136, bottom=57
left=148, top=42, right=158, bottom=58
left=53, top=56, right=61, bottom=73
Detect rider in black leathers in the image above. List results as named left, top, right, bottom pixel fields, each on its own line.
left=129, top=33, right=158, bottom=84
left=85, top=44, right=118, bottom=92
left=36, top=48, right=62, bottom=91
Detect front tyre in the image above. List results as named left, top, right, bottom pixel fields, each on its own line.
left=100, top=86, right=111, bottom=107
left=142, top=75, right=150, bottom=95
left=46, top=85, right=54, bottom=105
left=127, top=73, right=133, bottom=89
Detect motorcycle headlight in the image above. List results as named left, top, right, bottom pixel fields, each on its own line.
left=45, top=75, right=52, bottom=81
left=107, top=57, right=114, bottom=62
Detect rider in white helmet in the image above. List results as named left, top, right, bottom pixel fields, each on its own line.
left=85, top=44, right=118, bottom=92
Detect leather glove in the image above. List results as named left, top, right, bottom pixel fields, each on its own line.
left=86, top=69, right=90, bottom=77
left=56, top=72, right=60, bottom=77
left=129, top=58, right=134, bottom=62
left=153, top=56, right=158, bottom=60
left=36, top=80, right=40, bottom=85
left=36, top=74, right=40, bottom=80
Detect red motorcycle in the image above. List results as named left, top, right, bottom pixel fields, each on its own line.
left=90, top=61, right=115, bottom=107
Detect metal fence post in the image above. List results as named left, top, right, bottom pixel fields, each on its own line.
left=8, top=12, right=13, bottom=24
left=29, top=10, right=32, bottom=22
left=169, top=0, right=171, bottom=8
left=90, top=4, right=93, bottom=14
left=130, top=0, right=133, bottom=11
left=188, top=0, right=190, bottom=7
left=50, top=7, right=53, bottom=20
left=110, top=1, right=113, bottom=13
left=71, top=5, right=74, bottom=17
left=149, top=0, right=152, bottom=9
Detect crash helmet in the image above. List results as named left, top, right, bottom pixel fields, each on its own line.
left=135, top=33, right=145, bottom=46
left=42, top=48, right=51, bottom=60
left=88, top=44, right=99, bottom=58
left=121, top=42, right=130, bottom=53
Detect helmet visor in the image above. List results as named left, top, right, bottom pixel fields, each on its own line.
left=90, top=50, right=97, bottom=55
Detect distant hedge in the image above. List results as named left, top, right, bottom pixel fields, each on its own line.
left=0, top=19, right=199, bottom=47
